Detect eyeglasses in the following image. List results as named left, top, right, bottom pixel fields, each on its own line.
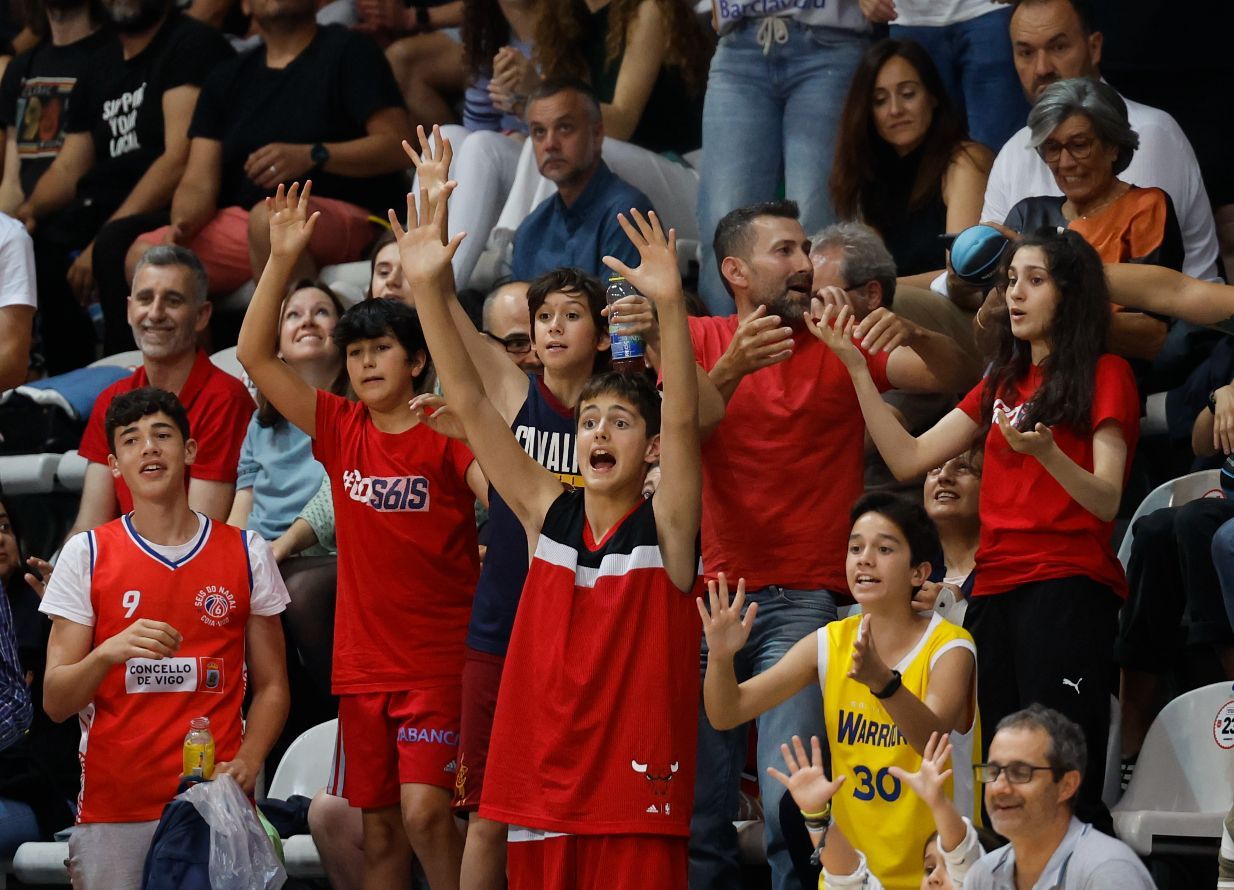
left=1035, top=135, right=1097, bottom=164
left=974, top=762, right=1058, bottom=784
left=484, top=331, right=533, bottom=356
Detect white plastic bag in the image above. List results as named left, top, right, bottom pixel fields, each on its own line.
left=181, top=774, right=287, bottom=890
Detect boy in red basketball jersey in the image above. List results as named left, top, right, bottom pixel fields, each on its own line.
left=395, top=186, right=704, bottom=889
left=237, top=182, right=487, bottom=890
left=41, top=387, right=291, bottom=890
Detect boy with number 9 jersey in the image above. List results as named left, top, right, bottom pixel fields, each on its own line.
left=41, top=388, right=290, bottom=890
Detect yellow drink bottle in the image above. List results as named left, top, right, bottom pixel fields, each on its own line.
left=182, top=716, right=215, bottom=779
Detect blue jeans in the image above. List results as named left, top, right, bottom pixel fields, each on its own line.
left=688, top=585, right=838, bottom=890
left=1211, top=517, right=1234, bottom=635
left=0, top=796, right=39, bottom=860
left=696, top=21, right=867, bottom=314
left=891, top=7, right=1028, bottom=152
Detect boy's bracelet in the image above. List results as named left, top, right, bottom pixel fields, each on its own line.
left=801, top=801, right=831, bottom=832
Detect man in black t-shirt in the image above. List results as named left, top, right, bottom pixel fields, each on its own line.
left=13, top=0, right=230, bottom=371
left=122, top=0, right=411, bottom=303
left=0, top=0, right=109, bottom=209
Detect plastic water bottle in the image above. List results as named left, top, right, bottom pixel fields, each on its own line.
left=182, top=716, right=215, bottom=779
left=606, top=277, right=646, bottom=374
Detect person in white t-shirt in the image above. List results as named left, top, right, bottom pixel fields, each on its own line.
left=981, top=0, right=1219, bottom=282
left=0, top=212, right=34, bottom=390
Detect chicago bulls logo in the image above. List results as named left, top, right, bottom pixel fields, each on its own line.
left=631, top=760, right=680, bottom=797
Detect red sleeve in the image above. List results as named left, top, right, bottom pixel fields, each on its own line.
left=446, top=437, right=476, bottom=483
left=1092, top=356, right=1141, bottom=452
left=188, top=378, right=255, bottom=483
left=867, top=349, right=892, bottom=392
left=311, top=390, right=348, bottom=471
left=78, top=389, right=114, bottom=465
left=956, top=377, right=987, bottom=423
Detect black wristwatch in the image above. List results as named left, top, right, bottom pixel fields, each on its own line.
left=873, top=669, right=903, bottom=700
left=310, top=142, right=330, bottom=170
left=414, top=4, right=431, bottom=30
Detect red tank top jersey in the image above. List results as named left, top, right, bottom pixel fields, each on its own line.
left=481, top=490, right=701, bottom=836
left=312, top=391, right=479, bottom=693
left=80, top=516, right=251, bottom=823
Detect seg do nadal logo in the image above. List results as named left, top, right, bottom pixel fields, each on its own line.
left=195, top=584, right=237, bottom=627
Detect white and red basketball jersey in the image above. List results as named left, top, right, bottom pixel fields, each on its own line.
left=79, top=515, right=251, bottom=823
left=481, top=490, right=701, bottom=836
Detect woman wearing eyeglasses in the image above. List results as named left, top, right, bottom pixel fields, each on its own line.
left=1001, top=77, right=1184, bottom=363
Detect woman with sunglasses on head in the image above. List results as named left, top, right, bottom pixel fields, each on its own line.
left=1001, top=78, right=1184, bottom=363
left=807, top=227, right=1140, bottom=832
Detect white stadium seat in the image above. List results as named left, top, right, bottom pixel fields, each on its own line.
left=1113, top=681, right=1234, bottom=855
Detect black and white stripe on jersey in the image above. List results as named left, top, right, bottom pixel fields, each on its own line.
left=533, top=490, right=701, bottom=586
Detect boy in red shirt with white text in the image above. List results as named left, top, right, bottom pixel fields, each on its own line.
left=236, top=183, right=486, bottom=890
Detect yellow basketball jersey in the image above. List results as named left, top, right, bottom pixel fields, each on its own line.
left=817, top=612, right=979, bottom=890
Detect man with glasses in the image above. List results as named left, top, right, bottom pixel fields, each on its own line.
left=967, top=704, right=1154, bottom=889
left=481, top=280, right=542, bottom=374
left=980, top=0, right=1218, bottom=282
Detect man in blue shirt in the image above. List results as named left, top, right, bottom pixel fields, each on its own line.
left=511, top=79, right=653, bottom=283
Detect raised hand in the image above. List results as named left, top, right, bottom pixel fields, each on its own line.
left=409, top=393, right=468, bottom=441
left=996, top=410, right=1057, bottom=459
left=847, top=614, right=894, bottom=692
left=99, top=618, right=183, bottom=665
left=766, top=734, right=847, bottom=816
left=696, top=572, right=757, bottom=661
left=803, top=301, right=866, bottom=371
left=403, top=125, right=454, bottom=204
left=602, top=210, right=682, bottom=307
left=388, top=185, right=464, bottom=289
left=266, top=182, right=321, bottom=263
left=889, top=731, right=954, bottom=810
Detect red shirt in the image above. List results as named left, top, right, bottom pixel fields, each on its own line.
left=312, top=391, right=479, bottom=693
left=481, top=491, right=701, bottom=836
left=957, top=355, right=1140, bottom=598
left=78, top=351, right=255, bottom=514
left=689, top=316, right=891, bottom=591
left=79, top=517, right=250, bottom=823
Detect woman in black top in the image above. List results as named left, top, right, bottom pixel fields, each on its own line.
left=831, top=38, right=992, bottom=283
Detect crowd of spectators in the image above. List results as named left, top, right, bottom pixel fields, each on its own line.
left=1, top=0, right=1234, bottom=887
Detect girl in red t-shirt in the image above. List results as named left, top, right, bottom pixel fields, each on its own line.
left=805, top=228, right=1140, bottom=827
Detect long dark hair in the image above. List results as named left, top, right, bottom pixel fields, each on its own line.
left=980, top=229, right=1110, bottom=433
left=257, top=280, right=349, bottom=428
left=461, top=0, right=510, bottom=76
left=831, top=39, right=971, bottom=223
left=534, top=0, right=710, bottom=95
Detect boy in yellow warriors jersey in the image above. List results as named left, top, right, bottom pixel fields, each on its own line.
left=700, top=492, right=978, bottom=890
